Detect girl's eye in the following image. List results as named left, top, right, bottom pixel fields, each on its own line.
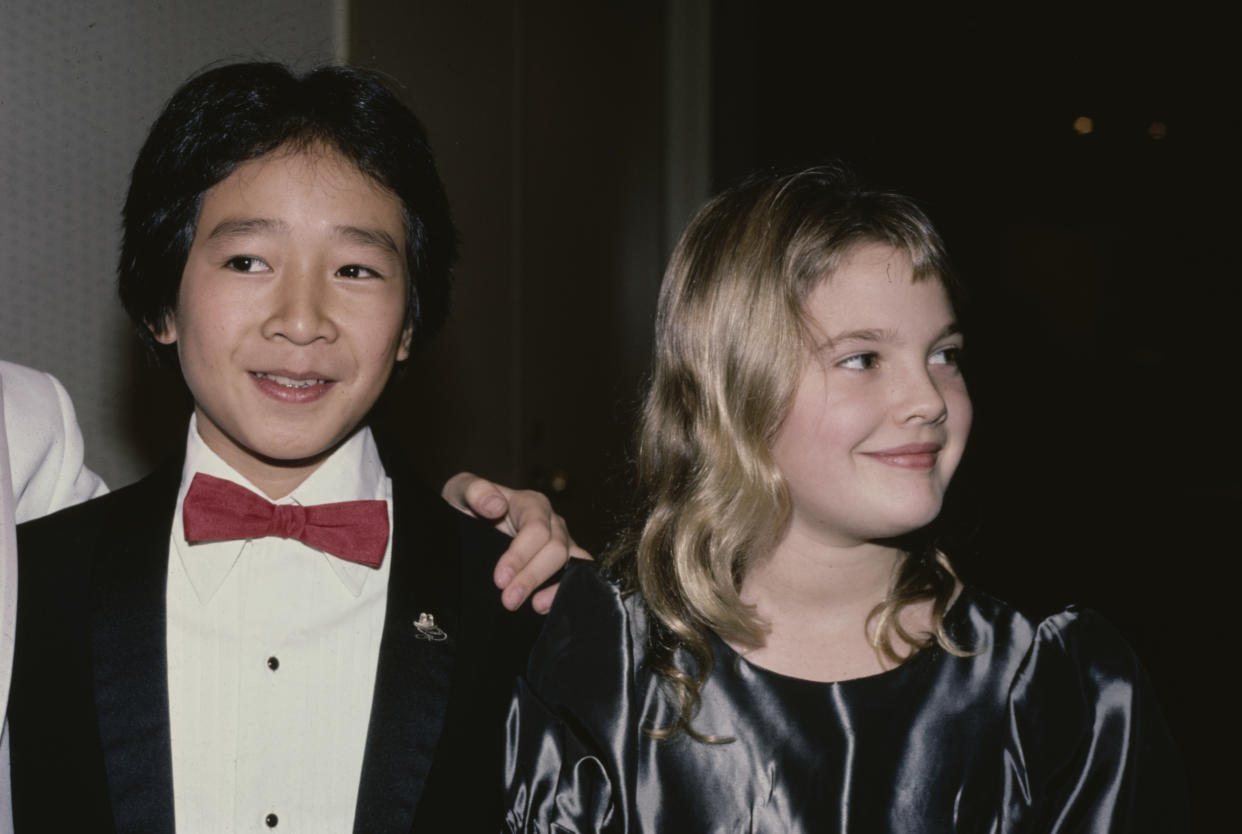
left=838, top=352, right=879, bottom=370
left=336, top=264, right=380, bottom=279
left=224, top=255, right=268, bottom=273
left=929, top=346, right=963, bottom=366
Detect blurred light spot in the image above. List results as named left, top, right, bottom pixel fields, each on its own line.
left=1073, top=116, right=1094, bottom=135
left=1148, top=120, right=1168, bottom=140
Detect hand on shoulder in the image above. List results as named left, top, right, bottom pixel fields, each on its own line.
left=441, top=472, right=592, bottom=613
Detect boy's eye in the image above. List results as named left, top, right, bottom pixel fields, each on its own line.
left=838, top=352, right=879, bottom=370
left=336, top=264, right=381, bottom=279
left=224, top=255, right=268, bottom=273
left=929, top=346, right=963, bottom=366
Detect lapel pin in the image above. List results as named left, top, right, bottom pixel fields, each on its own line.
left=413, top=612, right=447, bottom=641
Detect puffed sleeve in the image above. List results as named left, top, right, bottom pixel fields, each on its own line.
left=1000, top=609, right=1189, bottom=832
left=503, top=561, right=638, bottom=834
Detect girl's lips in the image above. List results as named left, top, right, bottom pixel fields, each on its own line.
left=862, top=443, right=941, bottom=470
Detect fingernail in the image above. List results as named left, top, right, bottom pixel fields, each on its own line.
left=502, top=585, right=525, bottom=611
left=495, top=566, right=515, bottom=588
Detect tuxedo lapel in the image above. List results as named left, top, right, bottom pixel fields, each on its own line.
left=352, top=455, right=462, bottom=834
left=90, top=458, right=181, bottom=833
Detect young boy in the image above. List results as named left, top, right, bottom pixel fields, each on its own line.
left=9, top=63, right=572, bottom=833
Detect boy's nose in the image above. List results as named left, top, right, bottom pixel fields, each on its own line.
left=261, top=273, right=338, bottom=345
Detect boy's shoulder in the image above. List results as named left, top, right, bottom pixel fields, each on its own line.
left=15, top=461, right=181, bottom=591
left=373, top=434, right=512, bottom=561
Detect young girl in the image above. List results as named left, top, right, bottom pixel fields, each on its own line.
left=503, top=166, right=1186, bottom=831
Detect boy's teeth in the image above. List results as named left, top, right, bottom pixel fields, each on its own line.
left=254, top=372, right=325, bottom=388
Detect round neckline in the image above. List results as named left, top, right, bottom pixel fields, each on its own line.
left=715, top=586, right=975, bottom=688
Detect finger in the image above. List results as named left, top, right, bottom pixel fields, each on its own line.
left=500, top=530, right=573, bottom=611
left=442, top=471, right=510, bottom=522
left=494, top=515, right=555, bottom=593
left=528, top=551, right=591, bottom=614
left=440, top=471, right=476, bottom=511
left=492, top=487, right=563, bottom=586
left=530, top=583, right=559, bottom=615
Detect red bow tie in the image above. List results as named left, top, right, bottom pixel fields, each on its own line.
left=182, top=473, right=389, bottom=568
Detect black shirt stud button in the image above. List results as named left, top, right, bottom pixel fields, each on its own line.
left=266, top=656, right=279, bottom=671
left=265, top=812, right=278, bottom=827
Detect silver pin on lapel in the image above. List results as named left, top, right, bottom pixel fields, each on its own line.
left=413, top=612, right=447, bottom=641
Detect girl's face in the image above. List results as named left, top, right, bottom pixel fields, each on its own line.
left=771, top=242, right=971, bottom=549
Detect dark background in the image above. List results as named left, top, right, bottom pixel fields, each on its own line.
left=705, top=6, right=1235, bottom=825
left=122, top=2, right=1232, bottom=825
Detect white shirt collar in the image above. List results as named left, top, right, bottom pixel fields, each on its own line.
left=171, top=415, right=391, bottom=603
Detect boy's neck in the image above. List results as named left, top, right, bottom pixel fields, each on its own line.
left=239, top=461, right=327, bottom=502
left=192, top=409, right=344, bottom=500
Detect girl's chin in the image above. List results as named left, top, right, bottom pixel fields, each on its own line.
left=869, top=513, right=944, bottom=545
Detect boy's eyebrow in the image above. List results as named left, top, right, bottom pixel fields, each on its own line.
left=203, top=217, right=287, bottom=241
left=334, top=225, right=402, bottom=258
left=199, top=220, right=401, bottom=260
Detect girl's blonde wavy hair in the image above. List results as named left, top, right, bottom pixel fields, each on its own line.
left=604, top=164, right=967, bottom=741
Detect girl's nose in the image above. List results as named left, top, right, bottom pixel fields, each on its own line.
left=895, top=366, right=948, bottom=425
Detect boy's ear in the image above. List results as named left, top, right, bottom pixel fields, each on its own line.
left=149, top=314, right=178, bottom=345
left=397, top=326, right=413, bottom=362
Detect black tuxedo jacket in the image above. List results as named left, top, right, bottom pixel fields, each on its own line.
left=9, top=434, right=541, bottom=832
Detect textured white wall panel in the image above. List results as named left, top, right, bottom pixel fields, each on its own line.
left=0, top=0, right=339, bottom=487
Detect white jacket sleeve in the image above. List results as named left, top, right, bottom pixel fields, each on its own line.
left=1, top=360, right=107, bottom=522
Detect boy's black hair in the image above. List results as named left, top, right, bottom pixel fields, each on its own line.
left=119, top=61, right=458, bottom=365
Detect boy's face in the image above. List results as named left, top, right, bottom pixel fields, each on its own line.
left=155, top=146, right=411, bottom=497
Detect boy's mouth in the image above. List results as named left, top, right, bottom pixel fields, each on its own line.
left=251, top=371, right=329, bottom=389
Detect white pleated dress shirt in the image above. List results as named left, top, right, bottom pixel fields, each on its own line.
left=166, top=416, right=392, bottom=833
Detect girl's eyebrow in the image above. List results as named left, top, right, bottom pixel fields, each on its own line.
left=826, top=327, right=893, bottom=346
left=825, top=322, right=962, bottom=347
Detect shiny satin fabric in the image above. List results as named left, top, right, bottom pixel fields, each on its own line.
left=504, top=562, right=1187, bottom=832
